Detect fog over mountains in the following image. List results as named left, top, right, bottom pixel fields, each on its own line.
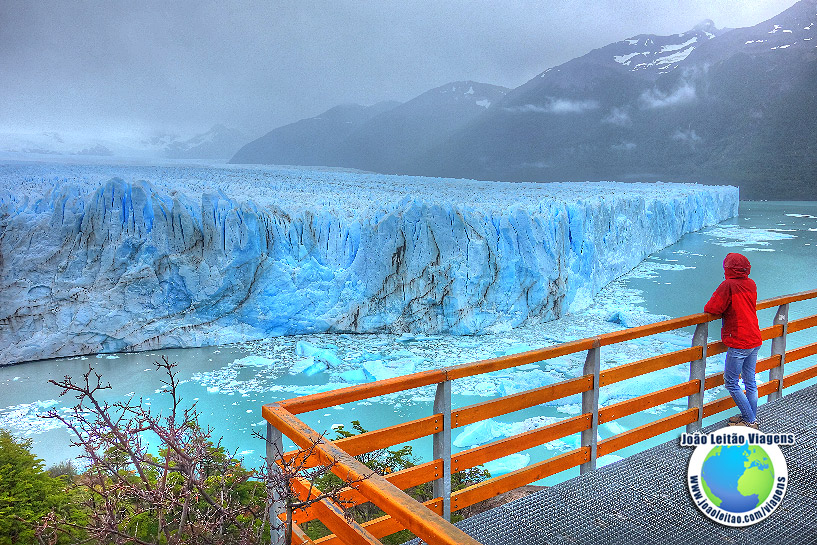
left=0, top=124, right=247, bottom=163
left=232, top=0, right=817, bottom=200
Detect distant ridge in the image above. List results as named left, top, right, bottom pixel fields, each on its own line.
left=230, top=82, right=509, bottom=172
left=230, top=102, right=400, bottom=167
left=232, top=0, right=817, bottom=199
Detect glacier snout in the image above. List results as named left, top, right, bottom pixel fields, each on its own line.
left=0, top=169, right=738, bottom=364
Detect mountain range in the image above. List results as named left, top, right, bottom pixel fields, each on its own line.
left=0, top=124, right=247, bottom=163
left=231, top=0, right=817, bottom=200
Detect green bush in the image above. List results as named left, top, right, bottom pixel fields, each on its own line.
left=0, top=429, right=83, bottom=545
left=304, top=420, right=491, bottom=544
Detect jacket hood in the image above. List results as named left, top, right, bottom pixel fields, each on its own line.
left=723, top=252, right=751, bottom=279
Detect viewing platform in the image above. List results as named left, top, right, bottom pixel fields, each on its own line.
left=413, top=382, right=817, bottom=545
left=262, top=288, right=817, bottom=545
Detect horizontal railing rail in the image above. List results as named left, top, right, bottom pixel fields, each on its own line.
left=262, top=288, right=817, bottom=545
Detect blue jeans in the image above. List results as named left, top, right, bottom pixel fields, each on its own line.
left=724, top=346, right=760, bottom=423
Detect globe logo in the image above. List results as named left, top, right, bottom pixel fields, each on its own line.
left=686, top=428, right=788, bottom=526
left=701, top=444, right=774, bottom=511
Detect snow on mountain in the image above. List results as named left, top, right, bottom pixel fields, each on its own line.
left=414, top=0, right=817, bottom=200
left=590, top=19, right=725, bottom=76
left=687, top=0, right=817, bottom=62
left=0, top=162, right=737, bottom=363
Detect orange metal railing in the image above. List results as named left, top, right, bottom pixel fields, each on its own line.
left=262, top=288, right=817, bottom=545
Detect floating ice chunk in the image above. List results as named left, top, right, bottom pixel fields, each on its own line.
left=704, top=225, right=796, bottom=247
left=340, top=369, right=369, bottom=383
left=653, top=333, right=692, bottom=348
left=361, top=360, right=386, bottom=380
left=295, top=341, right=318, bottom=357
left=505, top=416, right=563, bottom=435
left=302, top=360, right=329, bottom=376
left=0, top=400, right=64, bottom=435
left=295, top=341, right=343, bottom=367
left=600, top=367, right=687, bottom=406
left=454, top=415, right=565, bottom=449
left=287, top=382, right=352, bottom=395
left=234, top=355, right=276, bottom=367
left=483, top=453, right=530, bottom=476
left=556, top=403, right=582, bottom=415
left=362, top=358, right=416, bottom=381
left=460, top=380, right=496, bottom=396
left=607, top=310, right=670, bottom=328
left=454, top=419, right=507, bottom=448
left=289, top=357, right=316, bottom=375
left=497, top=369, right=561, bottom=396
left=498, top=343, right=535, bottom=356
left=603, top=421, right=628, bottom=436
left=598, top=454, right=624, bottom=467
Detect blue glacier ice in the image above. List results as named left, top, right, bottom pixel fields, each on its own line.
left=0, top=162, right=738, bottom=364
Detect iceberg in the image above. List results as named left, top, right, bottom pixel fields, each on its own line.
left=454, top=418, right=508, bottom=448
left=339, top=368, right=369, bottom=383
left=453, top=415, right=566, bottom=448
left=294, top=341, right=344, bottom=367
left=361, top=358, right=418, bottom=381
left=483, top=453, right=530, bottom=476
left=0, top=162, right=738, bottom=363
left=289, top=357, right=317, bottom=375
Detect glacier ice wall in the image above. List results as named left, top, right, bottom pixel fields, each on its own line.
left=0, top=163, right=738, bottom=363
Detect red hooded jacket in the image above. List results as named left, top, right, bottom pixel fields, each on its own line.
left=704, top=253, right=762, bottom=349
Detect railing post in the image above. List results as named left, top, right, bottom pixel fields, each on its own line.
left=768, top=303, right=789, bottom=402
left=433, top=380, right=452, bottom=520
left=686, top=322, right=709, bottom=433
left=266, top=422, right=285, bottom=545
left=580, top=340, right=600, bottom=475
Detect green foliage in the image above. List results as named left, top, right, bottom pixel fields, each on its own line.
left=42, top=360, right=272, bottom=545
left=0, top=429, right=84, bottom=545
left=46, top=459, right=80, bottom=479
left=305, top=420, right=491, bottom=544
left=452, top=466, right=491, bottom=492
left=333, top=420, right=418, bottom=477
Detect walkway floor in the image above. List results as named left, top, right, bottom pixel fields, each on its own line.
left=419, top=384, right=817, bottom=545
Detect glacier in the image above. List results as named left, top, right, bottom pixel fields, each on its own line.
left=0, top=162, right=738, bottom=364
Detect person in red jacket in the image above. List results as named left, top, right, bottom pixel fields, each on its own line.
left=704, top=253, right=763, bottom=429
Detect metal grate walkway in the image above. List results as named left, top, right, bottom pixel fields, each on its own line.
left=412, top=384, right=817, bottom=545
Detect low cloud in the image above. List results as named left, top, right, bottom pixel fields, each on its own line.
left=672, top=128, right=702, bottom=147
left=611, top=141, right=636, bottom=151
left=509, top=98, right=599, bottom=114
left=520, top=161, right=550, bottom=168
left=603, top=107, right=631, bottom=126
left=640, top=82, right=696, bottom=109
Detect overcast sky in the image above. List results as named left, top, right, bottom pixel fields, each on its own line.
left=0, top=0, right=799, bottom=141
